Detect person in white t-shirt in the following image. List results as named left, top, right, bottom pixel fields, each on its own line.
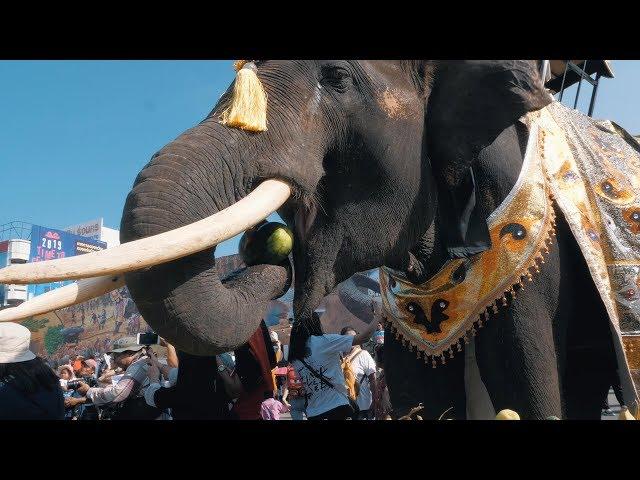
left=340, top=326, right=378, bottom=420
left=289, top=312, right=377, bottom=420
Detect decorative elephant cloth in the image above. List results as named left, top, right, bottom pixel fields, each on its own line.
left=380, top=100, right=640, bottom=413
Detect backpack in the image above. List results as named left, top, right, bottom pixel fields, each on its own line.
left=286, top=366, right=305, bottom=397
left=341, top=349, right=364, bottom=402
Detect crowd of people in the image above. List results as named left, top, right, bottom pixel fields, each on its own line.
left=0, top=307, right=393, bottom=420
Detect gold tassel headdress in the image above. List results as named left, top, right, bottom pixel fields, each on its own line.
left=220, top=60, right=268, bottom=132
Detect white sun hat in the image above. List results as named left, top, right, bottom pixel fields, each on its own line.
left=0, top=322, right=37, bottom=364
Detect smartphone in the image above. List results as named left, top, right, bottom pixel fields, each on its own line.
left=137, top=332, right=160, bottom=345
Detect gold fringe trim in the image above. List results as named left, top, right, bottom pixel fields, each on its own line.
left=388, top=193, right=557, bottom=368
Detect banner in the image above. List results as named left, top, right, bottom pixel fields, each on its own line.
left=28, top=225, right=107, bottom=297
left=30, top=224, right=106, bottom=262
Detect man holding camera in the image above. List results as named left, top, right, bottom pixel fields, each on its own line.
left=77, top=358, right=97, bottom=379
left=67, top=336, right=161, bottom=419
left=63, top=358, right=100, bottom=417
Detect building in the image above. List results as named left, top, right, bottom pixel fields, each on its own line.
left=0, top=238, right=30, bottom=305
left=0, top=219, right=119, bottom=307
left=64, top=218, right=120, bottom=248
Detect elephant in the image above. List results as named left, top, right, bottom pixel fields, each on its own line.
left=119, top=60, right=629, bottom=419
left=3, top=60, right=628, bottom=419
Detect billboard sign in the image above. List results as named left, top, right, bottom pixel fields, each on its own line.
left=29, top=225, right=107, bottom=296
left=30, top=224, right=106, bottom=263
left=64, top=218, right=103, bottom=241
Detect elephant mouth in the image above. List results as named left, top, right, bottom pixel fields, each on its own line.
left=0, top=178, right=294, bottom=323
left=292, top=199, right=318, bottom=245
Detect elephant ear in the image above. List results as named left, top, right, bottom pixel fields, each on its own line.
left=336, top=272, right=381, bottom=324
left=425, top=60, right=552, bottom=258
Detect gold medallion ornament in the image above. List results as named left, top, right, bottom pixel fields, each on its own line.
left=380, top=101, right=640, bottom=414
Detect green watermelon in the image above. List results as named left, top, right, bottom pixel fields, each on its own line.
left=239, top=222, right=293, bottom=266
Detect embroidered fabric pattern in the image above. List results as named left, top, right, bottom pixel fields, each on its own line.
left=380, top=120, right=555, bottom=367
left=379, top=101, right=640, bottom=412
left=540, top=103, right=640, bottom=410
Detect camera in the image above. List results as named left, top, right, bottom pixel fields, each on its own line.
left=137, top=332, right=160, bottom=346
left=67, top=377, right=98, bottom=390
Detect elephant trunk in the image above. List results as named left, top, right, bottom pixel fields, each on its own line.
left=120, top=119, right=291, bottom=355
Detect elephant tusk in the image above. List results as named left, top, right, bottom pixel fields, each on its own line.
left=0, top=274, right=125, bottom=322
left=0, top=179, right=292, bottom=284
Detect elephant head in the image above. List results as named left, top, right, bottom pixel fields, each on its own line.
left=5, top=61, right=550, bottom=356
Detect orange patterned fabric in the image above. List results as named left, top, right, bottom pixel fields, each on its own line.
left=380, top=118, right=555, bottom=367
left=539, top=103, right=640, bottom=414
left=380, top=101, right=640, bottom=413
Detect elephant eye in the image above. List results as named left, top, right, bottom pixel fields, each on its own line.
left=320, top=66, right=352, bottom=91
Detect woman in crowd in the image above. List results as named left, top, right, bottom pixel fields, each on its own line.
left=288, top=312, right=377, bottom=420
left=0, top=323, right=64, bottom=420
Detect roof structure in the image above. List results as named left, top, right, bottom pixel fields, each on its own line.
left=0, top=221, right=33, bottom=242
left=546, top=60, right=614, bottom=93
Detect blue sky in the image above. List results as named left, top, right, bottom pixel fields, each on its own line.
left=1, top=60, right=639, bottom=258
